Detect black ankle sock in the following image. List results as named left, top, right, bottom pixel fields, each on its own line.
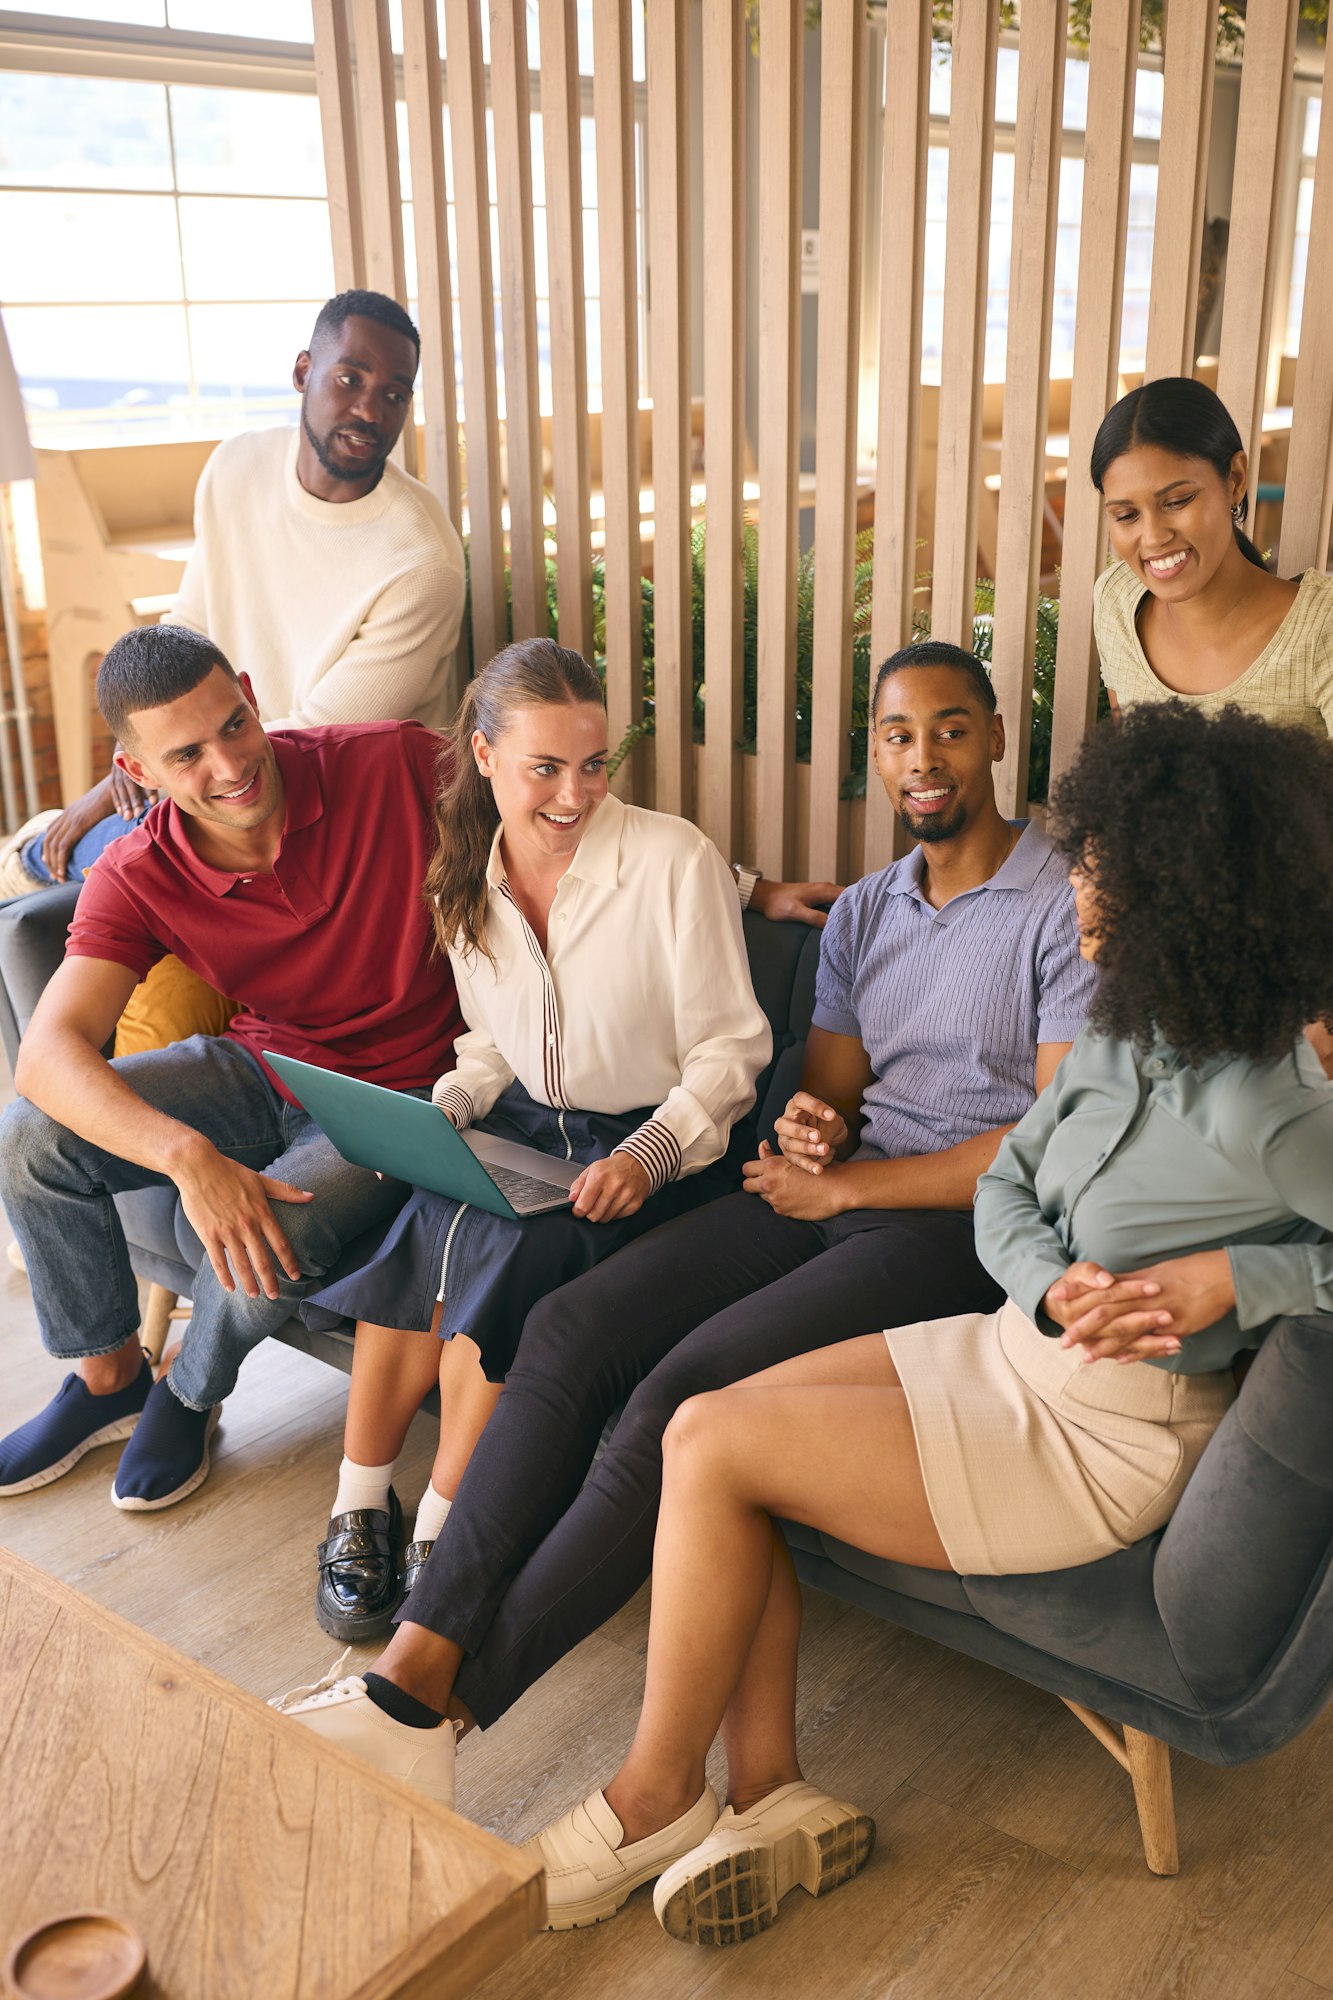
left=363, top=1671, right=447, bottom=1730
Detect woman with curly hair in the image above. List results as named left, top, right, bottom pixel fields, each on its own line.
left=524, top=702, right=1333, bottom=1945
left=1090, top=376, right=1333, bottom=736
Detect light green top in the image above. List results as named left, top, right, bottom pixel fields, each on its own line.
left=974, top=1027, right=1333, bottom=1374
left=1092, top=558, right=1333, bottom=739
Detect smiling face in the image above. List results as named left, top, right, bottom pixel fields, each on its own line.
left=1101, top=441, right=1247, bottom=602
left=293, top=313, right=418, bottom=500
left=116, top=665, right=282, bottom=841
left=872, top=665, right=1005, bottom=844
left=473, top=699, right=610, bottom=870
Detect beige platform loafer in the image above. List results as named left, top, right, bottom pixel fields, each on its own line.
left=527, top=1785, right=719, bottom=1930
left=652, top=1779, right=876, bottom=1945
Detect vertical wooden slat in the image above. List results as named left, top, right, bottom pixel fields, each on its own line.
left=443, top=0, right=505, bottom=670
left=538, top=0, right=594, bottom=659
left=1279, top=86, right=1333, bottom=576
left=1143, top=0, right=1217, bottom=381
left=808, top=0, right=866, bottom=881
left=591, top=0, right=643, bottom=799
left=311, top=0, right=365, bottom=289
left=402, top=0, right=461, bottom=527
left=1215, top=0, right=1297, bottom=475
left=645, top=0, right=692, bottom=817
left=700, top=0, right=745, bottom=856
left=929, top=0, right=998, bottom=647
left=491, top=0, right=547, bottom=638
left=1049, top=0, right=1141, bottom=787
left=990, top=0, right=1067, bottom=815
left=349, top=0, right=417, bottom=474
left=754, top=0, right=803, bottom=878
left=866, top=2, right=931, bottom=872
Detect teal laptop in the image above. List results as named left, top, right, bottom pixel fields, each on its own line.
left=263, top=1051, right=578, bottom=1220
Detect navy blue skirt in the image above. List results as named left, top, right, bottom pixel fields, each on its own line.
left=301, top=1080, right=747, bottom=1380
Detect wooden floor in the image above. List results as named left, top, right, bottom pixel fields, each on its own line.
left=4, top=1244, right=1333, bottom=1995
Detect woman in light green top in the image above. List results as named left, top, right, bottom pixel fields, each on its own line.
left=1091, top=376, right=1333, bottom=736
left=520, top=704, right=1333, bottom=1946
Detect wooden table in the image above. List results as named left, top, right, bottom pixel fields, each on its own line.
left=0, top=1550, right=544, bottom=1999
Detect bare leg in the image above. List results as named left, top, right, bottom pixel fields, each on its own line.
left=82, top=1333, right=144, bottom=1395
left=602, top=1332, right=946, bottom=1842
left=343, top=1304, right=444, bottom=1465
left=431, top=1333, right=504, bottom=1499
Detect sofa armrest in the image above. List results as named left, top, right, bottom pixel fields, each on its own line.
left=0, top=883, right=81, bottom=1070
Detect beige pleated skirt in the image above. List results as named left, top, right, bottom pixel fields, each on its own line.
left=885, top=1298, right=1236, bottom=1576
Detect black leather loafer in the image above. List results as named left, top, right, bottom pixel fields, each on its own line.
left=399, top=1538, right=434, bottom=1609
left=315, top=1488, right=405, bottom=1640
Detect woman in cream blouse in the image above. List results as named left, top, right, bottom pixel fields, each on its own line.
left=302, top=637, right=770, bottom=1642
left=1091, top=375, right=1333, bottom=736
left=522, top=701, right=1333, bottom=1943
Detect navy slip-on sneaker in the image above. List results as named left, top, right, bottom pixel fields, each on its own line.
left=111, top=1377, right=221, bottom=1512
left=0, top=1359, right=153, bottom=1496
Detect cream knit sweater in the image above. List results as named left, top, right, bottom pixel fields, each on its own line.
left=167, top=425, right=467, bottom=730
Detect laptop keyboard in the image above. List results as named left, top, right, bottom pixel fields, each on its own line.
left=487, top=1163, right=574, bottom=1208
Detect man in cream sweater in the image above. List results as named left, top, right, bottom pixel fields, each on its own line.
left=18, top=289, right=465, bottom=886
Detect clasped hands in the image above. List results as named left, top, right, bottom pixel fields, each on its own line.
left=1041, top=1249, right=1236, bottom=1364
left=742, top=1091, right=849, bottom=1220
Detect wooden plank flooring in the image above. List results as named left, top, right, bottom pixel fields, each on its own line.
left=2, top=1120, right=1332, bottom=1995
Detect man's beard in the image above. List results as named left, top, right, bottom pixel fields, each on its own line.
left=302, top=411, right=387, bottom=485
left=897, top=798, right=967, bottom=843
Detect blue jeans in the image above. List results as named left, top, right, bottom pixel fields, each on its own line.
left=0, top=1035, right=406, bottom=1408
left=22, top=808, right=145, bottom=885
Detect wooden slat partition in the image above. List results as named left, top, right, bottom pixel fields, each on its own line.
left=490, top=0, right=547, bottom=639
left=348, top=0, right=418, bottom=475
left=401, top=0, right=461, bottom=527
left=311, top=0, right=366, bottom=290
left=1143, top=0, right=1218, bottom=381
left=699, top=0, right=745, bottom=857
left=991, top=0, right=1068, bottom=816
left=538, top=0, right=594, bottom=660
left=1048, top=0, right=1142, bottom=788
left=1279, top=85, right=1333, bottom=576
left=754, top=0, right=803, bottom=879
left=1215, top=0, right=1298, bottom=477
left=645, top=0, right=692, bottom=817
left=929, top=0, right=998, bottom=648
left=808, top=0, right=866, bottom=882
left=442, top=0, right=505, bottom=671
left=865, top=2, right=932, bottom=873
left=590, top=0, right=643, bottom=799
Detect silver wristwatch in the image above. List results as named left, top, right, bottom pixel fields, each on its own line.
left=732, top=862, right=763, bottom=910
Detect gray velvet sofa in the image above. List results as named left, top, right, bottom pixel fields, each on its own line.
left=4, top=884, right=1331, bottom=1874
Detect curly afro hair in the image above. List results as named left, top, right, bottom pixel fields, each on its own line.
left=1048, top=701, right=1333, bottom=1064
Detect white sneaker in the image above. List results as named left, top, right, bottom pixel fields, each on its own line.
left=652, top=1779, right=875, bottom=1945
left=526, top=1785, right=719, bottom=1930
left=269, top=1654, right=461, bottom=1810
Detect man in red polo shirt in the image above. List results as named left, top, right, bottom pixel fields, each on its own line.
left=0, top=625, right=461, bottom=1510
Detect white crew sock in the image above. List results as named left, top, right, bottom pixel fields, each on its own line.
left=332, top=1455, right=397, bottom=1519
left=412, top=1482, right=452, bottom=1546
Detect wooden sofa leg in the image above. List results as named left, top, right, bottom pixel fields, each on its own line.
left=1123, top=1726, right=1179, bottom=1877
left=141, top=1285, right=177, bottom=1370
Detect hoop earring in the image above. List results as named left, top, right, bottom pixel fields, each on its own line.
left=1231, top=502, right=1244, bottom=521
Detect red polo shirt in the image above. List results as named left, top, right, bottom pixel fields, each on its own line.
left=66, top=721, right=462, bottom=1101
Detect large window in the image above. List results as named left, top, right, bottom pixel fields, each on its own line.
left=0, top=67, right=332, bottom=441
left=1, top=2, right=647, bottom=444
left=918, top=44, right=1162, bottom=380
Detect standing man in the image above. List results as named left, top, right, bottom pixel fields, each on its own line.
left=0, top=624, right=460, bottom=1509
left=22, top=290, right=466, bottom=886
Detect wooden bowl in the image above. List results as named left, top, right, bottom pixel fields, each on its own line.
left=4, top=1913, right=146, bottom=2000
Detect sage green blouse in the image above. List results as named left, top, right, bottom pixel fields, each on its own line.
left=974, top=1028, right=1333, bottom=1374
left=1093, top=559, right=1333, bottom=739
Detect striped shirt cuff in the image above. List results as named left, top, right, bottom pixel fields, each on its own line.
left=431, top=1081, right=475, bottom=1129
left=613, top=1119, right=683, bottom=1197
